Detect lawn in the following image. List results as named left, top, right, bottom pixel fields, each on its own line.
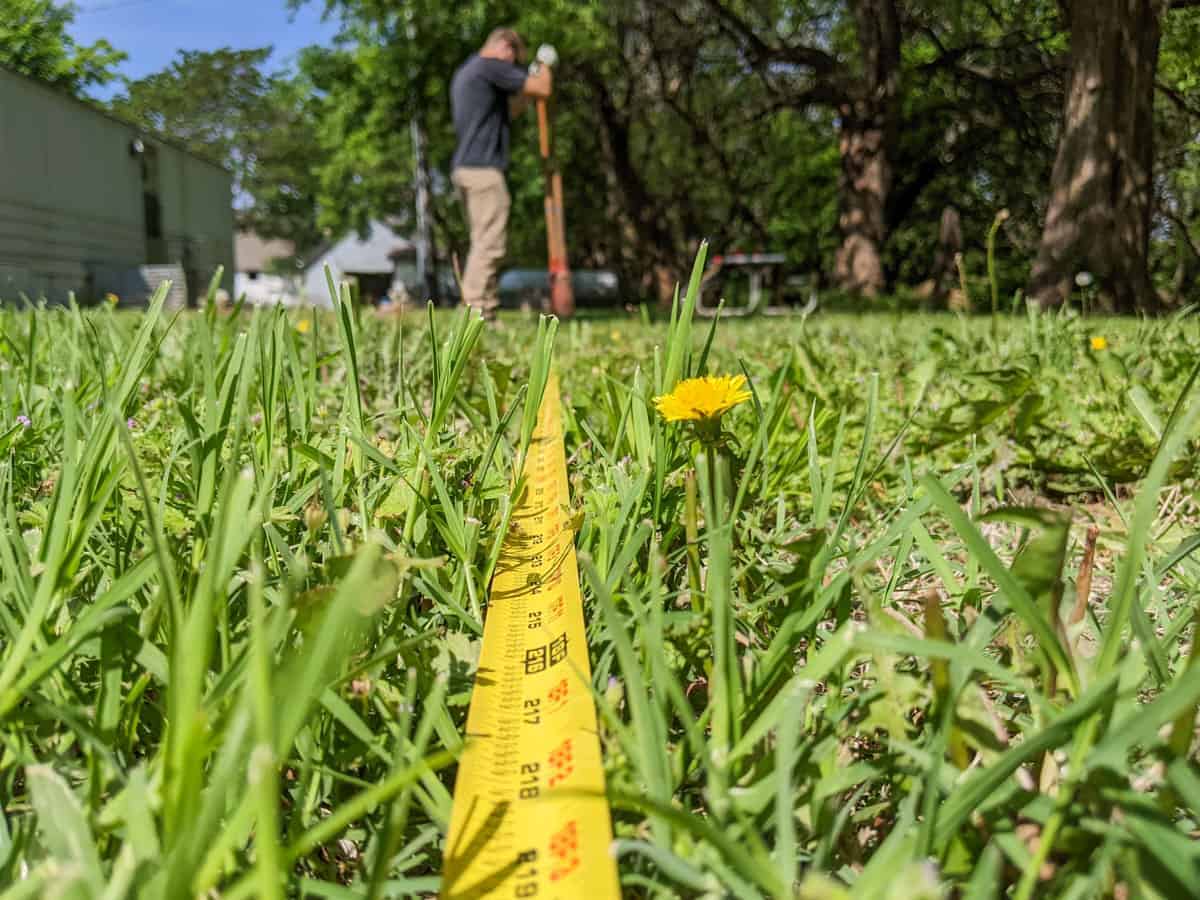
left=1, top=274, right=1199, bottom=898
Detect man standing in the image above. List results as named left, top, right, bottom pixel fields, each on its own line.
left=450, top=28, right=552, bottom=317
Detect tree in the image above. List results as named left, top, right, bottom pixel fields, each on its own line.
left=1028, top=1, right=1168, bottom=310
left=700, top=0, right=895, bottom=294
left=236, top=75, right=328, bottom=257
left=1156, top=7, right=1200, bottom=301
left=538, top=1, right=790, bottom=299
left=700, top=1, right=1067, bottom=297
left=110, top=48, right=326, bottom=254
left=835, top=0, right=901, bottom=295
left=0, top=0, right=125, bottom=95
left=111, top=48, right=274, bottom=170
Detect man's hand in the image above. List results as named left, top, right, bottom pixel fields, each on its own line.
left=523, top=63, right=552, bottom=100
left=510, top=61, right=551, bottom=117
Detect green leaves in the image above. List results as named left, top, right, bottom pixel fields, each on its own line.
left=27, top=765, right=105, bottom=894
left=0, top=0, right=126, bottom=94
left=660, top=242, right=708, bottom=395
left=924, top=479, right=1077, bottom=692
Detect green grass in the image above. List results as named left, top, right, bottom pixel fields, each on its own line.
left=1, top=272, right=1199, bottom=898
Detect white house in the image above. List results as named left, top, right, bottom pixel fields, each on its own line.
left=301, top=219, right=415, bottom=307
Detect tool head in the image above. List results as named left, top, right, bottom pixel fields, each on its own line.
left=549, top=269, right=575, bottom=318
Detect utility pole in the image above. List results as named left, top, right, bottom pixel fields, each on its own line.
left=411, top=116, right=438, bottom=303
left=406, top=6, right=437, bottom=305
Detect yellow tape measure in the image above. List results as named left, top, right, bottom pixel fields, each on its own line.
left=443, top=373, right=619, bottom=900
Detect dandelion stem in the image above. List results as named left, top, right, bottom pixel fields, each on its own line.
left=685, top=468, right=703, bottom=614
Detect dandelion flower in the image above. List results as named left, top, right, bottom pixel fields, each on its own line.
left=1090, top=336, right=1108, bottom=351
left=105, top=292, right=119, bottom=306
left=296, top=319, right=311, bottom=334
left=654, top=375, right=751, bottom=424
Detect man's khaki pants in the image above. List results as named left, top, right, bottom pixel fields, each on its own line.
left=452, top=167, right=510, bottom=314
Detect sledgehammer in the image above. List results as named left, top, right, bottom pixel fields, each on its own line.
left=531, top=44, right=574, bottom=318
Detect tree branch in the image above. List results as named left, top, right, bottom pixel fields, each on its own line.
left=1156, top=80, right=1200, bottom=118
left=1162, top=207, right=1200, bottom=261
left=701, top=0, right=840, bottom=74
left=910, top=20, right=1064, bottom=88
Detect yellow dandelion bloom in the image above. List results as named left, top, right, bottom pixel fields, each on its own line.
left=296, top=319, right=311, bottom=334
left=654, top=375, right=752, bottom=423
left=1090, top=336, right=1107, bottom=351
left=105, top=292, right=119, bottom=306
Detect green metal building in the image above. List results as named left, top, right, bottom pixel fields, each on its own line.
left=0, top=65, right=234, bottom=305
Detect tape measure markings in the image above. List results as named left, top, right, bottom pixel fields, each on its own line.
left=443, top=373, right=620, bottom=900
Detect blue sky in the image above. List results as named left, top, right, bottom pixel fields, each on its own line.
left=70, top=0, right=340, bottom=98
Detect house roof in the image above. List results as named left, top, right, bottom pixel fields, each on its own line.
left=305, top=220, right=415, bottom=276
left=236, top=232, right=296, bottom=272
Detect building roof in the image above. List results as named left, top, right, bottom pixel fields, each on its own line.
left=236, top=232, right=296, bottom=272
left=0, top=63, right=230, bottom=174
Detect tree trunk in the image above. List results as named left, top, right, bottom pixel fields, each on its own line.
left=834, top=109, right=891, bottom=295
left=833, top=0, right=900, bottom=296
left=933, top=205, right=963, bottom=300
left=586, top=69, right=681, bottom=304
left=1028, top=0, right=1164, bottom=311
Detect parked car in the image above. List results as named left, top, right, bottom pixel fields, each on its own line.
left=387, top=267, right=621, bottom=309
left=389, top=265, right=461, bottom=305
left=497, top=269, right=620, bottom=309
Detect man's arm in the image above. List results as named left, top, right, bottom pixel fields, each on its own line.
left=510, top=65, right=552, bottom=116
